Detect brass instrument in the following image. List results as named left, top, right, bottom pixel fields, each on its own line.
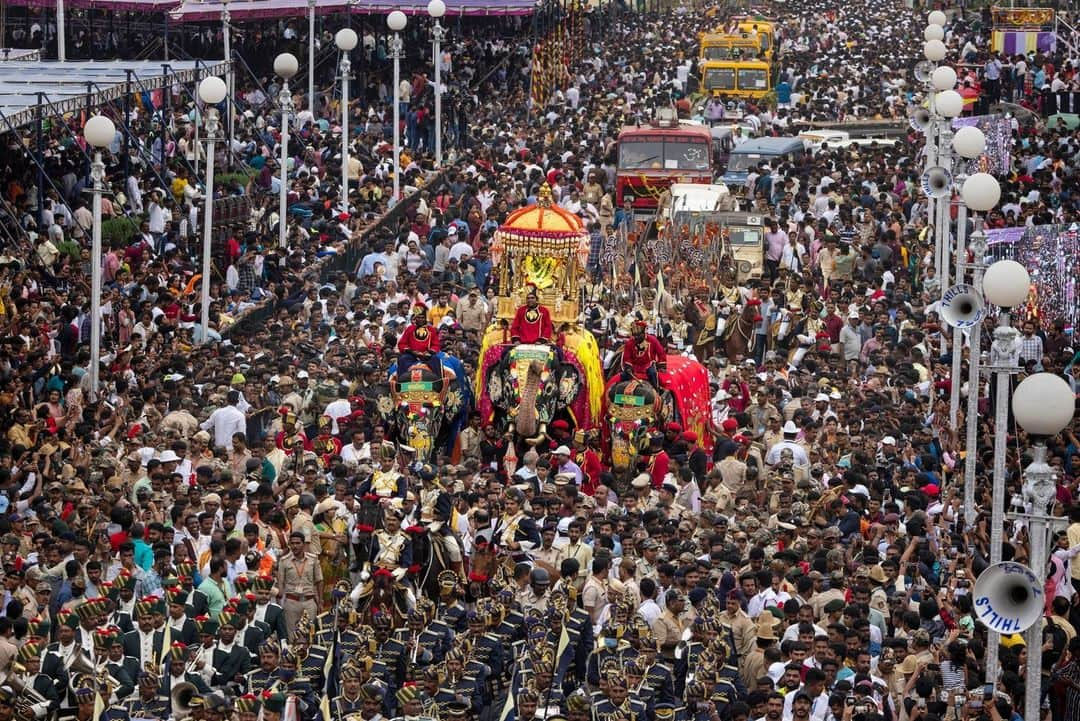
left=8, top=663, right=49, bottom=719
left=171, top=682, right=199, bottom=721
left=67, top=653, right=96, bottom=678
left=186, top=645, right=207, bottom=676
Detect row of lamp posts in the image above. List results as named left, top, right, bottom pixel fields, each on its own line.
left=917, top=12, right=1077, bottom=721
left=80, top=5, right=451, bottom=396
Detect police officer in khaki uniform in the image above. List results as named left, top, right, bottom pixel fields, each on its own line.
left=276, top=531, right=324, bottom=639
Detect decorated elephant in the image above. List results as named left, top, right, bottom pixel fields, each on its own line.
left=605, top=379, right=663, bottom=475
left=380, top=353, right=472, bottom=463
left=602, top=354, right=715, bottom=483
left=483, top=343, right=583, bottom=439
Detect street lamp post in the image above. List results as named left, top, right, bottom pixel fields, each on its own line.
left=83, top=115, right=116, bottom=402
left=981, top=256, right=1030, bottom=685
left=308, top=0, right=317, bottom=117
left=223, top=0, right=234, bottom=171
left=427, top=0, right=447, bottom=166
left=953, top=130, right=990, bottom=529
left=335, top=28, right=358, bottom=214
left=197, top=76, right=227, bottom=345
left=934, top=87, right=963, bottom=295
left=388, top=10, right=407, bottom=201
left=946, top=123, right=985, bottom=428
left=1011, top=373, right=1074, bottom=721
left=274, top=53, right=299, bottom=249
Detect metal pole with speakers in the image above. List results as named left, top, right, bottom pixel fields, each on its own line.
left=980, top=258, right=1030, bottom=686
left=1007, top=373, right=1074, bottom=721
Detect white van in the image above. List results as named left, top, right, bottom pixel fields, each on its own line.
left=797, top=129, right=850, bottom=152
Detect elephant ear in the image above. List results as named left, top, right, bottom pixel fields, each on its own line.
left=444, top=386, right=464, bottom=417
left=556, top=364, right=582, bottom=405
left=376, top=394, right=397, bottom=423
left=487, top=368, right=505, bottom=406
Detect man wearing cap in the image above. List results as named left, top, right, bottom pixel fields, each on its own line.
left=764, top=421, right=808, bottom=466
left=120, top=600, right=165, bottom=669
left=123, top=661, right=169, bottom=719
left=551, top=445, right=583, bottom=488
left=11, top=642, right=58, bottom=718
left=397, top=303, right=442, bottom=377
left=620, top=320, right=667, bottom=389
left=358, top=444, right=407, bottom=500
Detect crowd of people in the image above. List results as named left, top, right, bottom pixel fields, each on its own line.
left=0, top=2, right=1076, bottom=721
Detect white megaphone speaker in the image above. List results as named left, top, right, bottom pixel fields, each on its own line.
left=914, top=60, right=936, bottom=84
left=921, top=166, right=953, bottom=198
left=972, top=562, right=1043, bottom=635
left=909, top=107, right=932, bottom=133
left=940, top=284, right=987, bottom=329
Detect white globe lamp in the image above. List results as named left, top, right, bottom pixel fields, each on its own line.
left=983, top=260, right=1030, bottom=308
left=198, top=76, right=227, bottom=105
left=388, top=10, right=407, bottom=31
left=935, top=89, right=964, bottom=118
left=84, top=115, right=115, bottom=148
left=953, top=126, right=986, bottom=159
left=335, top=28, right=359, bottom=51
left=274, top=53, right=299, bottom=79
left=1013, top=373, right=1074, bottom=437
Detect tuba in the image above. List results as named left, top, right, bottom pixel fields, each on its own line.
left=171, top=682, right=199, bottom=721
left=8, top=663, right=48, bottom=716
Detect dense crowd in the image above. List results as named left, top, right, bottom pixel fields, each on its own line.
left=0, top=3, right=1076, bottom=721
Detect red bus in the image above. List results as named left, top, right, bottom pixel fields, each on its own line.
left=616, top=115, right=714, bottom=213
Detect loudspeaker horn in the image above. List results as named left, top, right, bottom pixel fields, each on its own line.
left=972, top=562, right=1043, bottom=635
left=921, top=166, right=953, bottom=198
left=940, top=283, right=987, bottom=329
left=914, top=60, right=936, bottom=84
left=909, top=107, right=932, bottom=132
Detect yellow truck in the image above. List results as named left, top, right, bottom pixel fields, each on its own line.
left=700, top=59, right=772, bottom=100
left=699, top=32, right=765, bottom=62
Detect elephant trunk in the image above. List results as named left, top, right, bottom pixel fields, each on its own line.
left=515, top=360, right=543, bottom=438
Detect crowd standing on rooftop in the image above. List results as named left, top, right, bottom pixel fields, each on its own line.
left=0, top=2, right=1076, bottom=721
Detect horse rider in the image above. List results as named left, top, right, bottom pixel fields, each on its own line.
left=417, top=465, right=465, bottom=582
left=491, top=488, right=541, bottom=562
left=349, top=506, right=415, bottom=609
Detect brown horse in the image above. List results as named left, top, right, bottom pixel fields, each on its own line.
left=465, top=542, right=516, bottom=602
left=721, top=302, right=760, bottom=362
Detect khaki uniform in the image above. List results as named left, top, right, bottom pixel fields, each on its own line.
left=651, top=609, right=684, bottom=657
left=276, top=551, right=322, bottom=637
left=721, top=609, right=757, bottom=659
left=291, top=511, right=320, bottom=555
left=810, top=588, right=846, bottom=621
left=532, top=545, right=562, bottom=574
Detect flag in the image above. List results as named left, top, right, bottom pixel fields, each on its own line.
left=654, top=266, right=665, bottom=331
left=284, top=694, right=299, bottom=721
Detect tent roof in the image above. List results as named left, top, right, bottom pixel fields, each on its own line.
left=7, top=0, right=177, bottom=9
left=0, top=49, right=43, bottom=61
left=169, top=0, right=536, bottom=22
left=0, top=60, right=227, bottom=129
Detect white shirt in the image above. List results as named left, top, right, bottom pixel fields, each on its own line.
left=637, top=599, right=662, bottom=626
left=138, top=628, right=155, bottom=663
left=199, top=404, right=247, bottom=450
left=341, top=443, right=367, bottom=467
left=323, top=399, right=353, bottom=435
